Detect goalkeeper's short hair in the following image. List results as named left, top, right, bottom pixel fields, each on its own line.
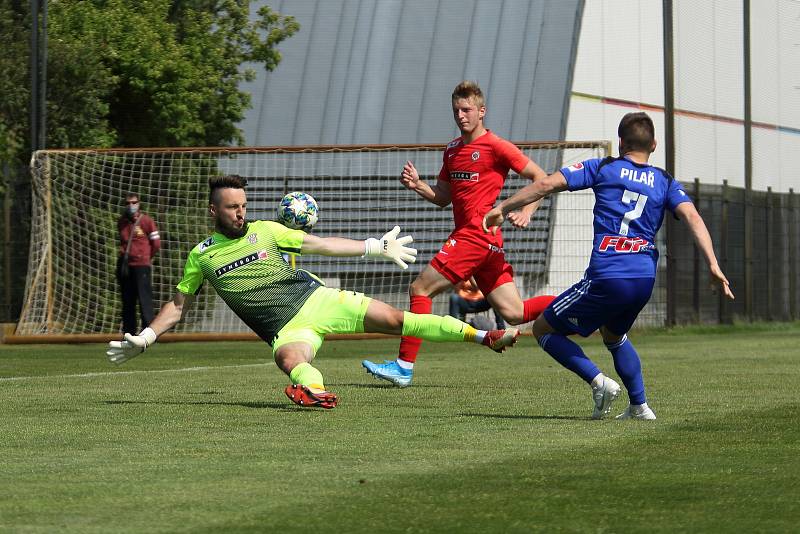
left=209, top=174, right=248, bottom=204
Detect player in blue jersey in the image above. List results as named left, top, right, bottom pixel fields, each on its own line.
left=483, top=112, right=734, bottom=420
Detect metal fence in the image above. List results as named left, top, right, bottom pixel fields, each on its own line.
left=669, top=180, right=798, bottom=324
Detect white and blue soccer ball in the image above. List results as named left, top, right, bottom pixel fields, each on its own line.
left=277, top=191, right=319, bottom=231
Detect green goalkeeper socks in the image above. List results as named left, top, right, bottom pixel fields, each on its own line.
left=289, top=362, right=325, bottom=391
left=401, top=311, right=479, bottom=343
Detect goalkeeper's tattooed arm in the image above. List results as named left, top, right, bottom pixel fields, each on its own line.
left=106, top=292, right=195, bottom=364
left=301, top=226, right=418, bottom=269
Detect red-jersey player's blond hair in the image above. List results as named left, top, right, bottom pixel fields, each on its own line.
left=451, top=80, right=485, bottom=109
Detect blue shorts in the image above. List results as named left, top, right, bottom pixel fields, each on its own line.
left=543, top=277, right=655, bottom=337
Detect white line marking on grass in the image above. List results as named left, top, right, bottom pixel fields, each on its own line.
left=0, top=363, right=271, bottom=382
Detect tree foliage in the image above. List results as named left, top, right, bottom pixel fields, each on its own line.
left=0, top=0, right=298, bottom=322
left=0, top=0, right=299, bottom=167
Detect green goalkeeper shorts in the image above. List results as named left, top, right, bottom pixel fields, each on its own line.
left=272, top=286, right=372, bottom=356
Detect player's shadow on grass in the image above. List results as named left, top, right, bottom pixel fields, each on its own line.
left=460, top=412, right=585, bottom=421
left=104, top=399, right=289, bottom=410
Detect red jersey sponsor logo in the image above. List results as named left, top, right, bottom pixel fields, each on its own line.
left=471, top=151, right=480, bottom=161
left=450, top=171, right=479, bottom=182
left=598, top=236, right=651, bottom=253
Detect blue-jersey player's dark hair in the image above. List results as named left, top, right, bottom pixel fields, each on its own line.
left=209, top=175, right=248, bottom=204
left=618, top=112, right=655, bottom=154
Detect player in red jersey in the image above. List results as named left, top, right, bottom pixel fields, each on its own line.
left=362, top=80, right=555, bottom=386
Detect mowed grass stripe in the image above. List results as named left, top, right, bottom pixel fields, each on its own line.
left=1, top=324, right=798, bottom=532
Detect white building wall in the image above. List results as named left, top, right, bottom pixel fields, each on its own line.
left=556, top=0, right=798, bottom=325
left=565, top=0, right=798, bottom=192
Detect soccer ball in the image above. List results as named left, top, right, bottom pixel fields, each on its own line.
left=277, top=191, right=319, bottom=231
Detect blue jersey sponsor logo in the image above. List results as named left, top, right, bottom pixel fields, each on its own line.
left=598, top=235, right=654, bottom=253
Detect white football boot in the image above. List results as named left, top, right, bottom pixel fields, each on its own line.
left=591, top=375, right=621, bottom=420
left=616, top=404, right=657, bottom=420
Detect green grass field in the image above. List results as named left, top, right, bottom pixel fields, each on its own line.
left=1, top=323, right=799, bottom=533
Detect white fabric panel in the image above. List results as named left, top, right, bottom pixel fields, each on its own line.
left=673, top=0, right=743, bottom=118
left=750, top=0, right=780, bottom=126
left=752, top=129, right=800, bottom=193
left=572, top=0, right=664, bottom=106
left=674, top=115, right=745, bottom=187
left=750, top=0, right=800, bottom=130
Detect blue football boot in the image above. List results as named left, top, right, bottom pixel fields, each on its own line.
left=361, top=359, right=413, bottom=387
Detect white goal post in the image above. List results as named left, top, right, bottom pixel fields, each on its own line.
left=14, top=142, right=610, bottom=341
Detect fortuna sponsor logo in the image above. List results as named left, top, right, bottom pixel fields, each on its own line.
left=598, top=235, right=652, bottom=253
left=567, top=162, right=584, bottom=172
left=215, top=250, right=267, bottom=277
left=450, top=171, right=479, bottom=182
left=487, top=244, right=503, bottom=253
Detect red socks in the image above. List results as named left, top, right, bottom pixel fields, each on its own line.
left=523, top=295, right=556, bottom=323
left=398, top=295, right=432, bottom=363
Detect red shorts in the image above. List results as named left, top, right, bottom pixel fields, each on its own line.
left=429, top=226, right=514, bottom=295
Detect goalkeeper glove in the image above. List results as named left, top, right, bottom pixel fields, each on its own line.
left=363, top=226, right=417, bottom=270
left=106, top=327, right=157, bottom=365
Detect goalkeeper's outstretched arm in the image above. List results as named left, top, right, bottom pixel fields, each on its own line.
left=300, top=226, right=418, bottom=270
left=106, top=292, right=195, bottom=364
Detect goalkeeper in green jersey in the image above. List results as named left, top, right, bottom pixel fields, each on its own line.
left=107, top=175, right=519, bottom=409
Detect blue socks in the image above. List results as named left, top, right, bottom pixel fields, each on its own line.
left=538, top=332, right=647, bottom=406
left=605, top=335, right=646, bottom=405
left=538, top=334, right=601, bottom=383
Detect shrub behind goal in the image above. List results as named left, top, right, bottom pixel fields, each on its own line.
left=17, top=142, right=609, bottom=337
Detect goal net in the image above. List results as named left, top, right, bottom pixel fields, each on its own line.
left=17, top=142, right=609, bottom=337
